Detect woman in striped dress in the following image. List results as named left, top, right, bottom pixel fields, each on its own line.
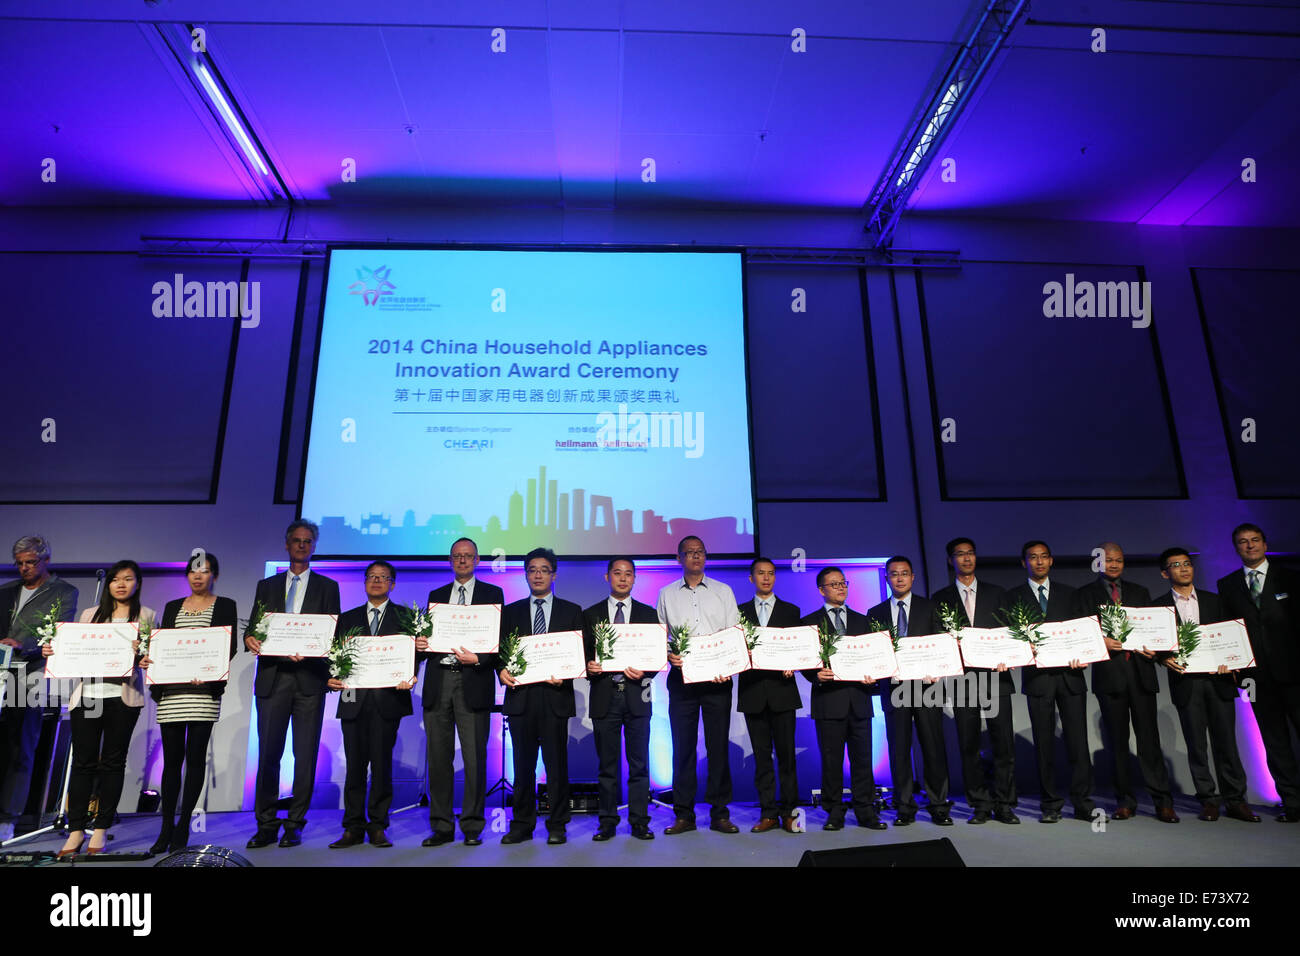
left=141, top=551, right=238, bottom=854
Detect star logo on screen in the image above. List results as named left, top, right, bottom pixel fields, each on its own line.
left=348, top=265, right=396, bottom=305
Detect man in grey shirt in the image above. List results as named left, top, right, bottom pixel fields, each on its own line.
left=656, top=535, right=741, bottom=834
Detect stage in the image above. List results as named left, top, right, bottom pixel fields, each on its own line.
left=8, top=797, right=1294, bottom=868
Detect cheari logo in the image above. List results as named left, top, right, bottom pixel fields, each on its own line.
left=348, top=265, right=396, bottom=305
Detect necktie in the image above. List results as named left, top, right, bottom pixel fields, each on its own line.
left=1038, top=585, right=1048, bottom=615
left=897, top=602, right=908, bottom=637
left=614, top=601, right=625, bottom=624
left=759, top=600, right=770, bottom=627
left=533, top=599, right=546, bottom=635
left=1248, top=570, right=1262, bottom=608
left=287, top=575, right=300, bottom=613
left=1110, top=580, right=1121, bottom=604
left=831, top=607, right=845, bottom=635
left=457, top=585, right=466, bottom=605
left=963, top=588, right=975, bottom=626
left=369, top=607, right=380, bottom=635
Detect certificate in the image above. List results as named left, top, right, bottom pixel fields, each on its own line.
left=260, top=613, right=336, bottom=658
left=1120, top=606, right=1177, bottom=652
left=146, top=627, right=231, bottom=685
left=509, top=630, right=587, bottom=686
left=597, top=623, right=668, bottom=673
left=681, top=625, right=751, bottom=684
left=1032, top=617, right=1109, bottom=668
left=46, top=623, right=136, bottom=680
left=828, top=631, right=897, bottom=682
left=894, top=634, right=964, bottom=681
left=428, top=603, right=501, bottom=654
left=344, top=635, right=418, bottom=689
left=1183, top=619, right=1255, bottom=674
left=749, top=625, right=822, bottom=672
left=958, top=627, right=1034, bottom=670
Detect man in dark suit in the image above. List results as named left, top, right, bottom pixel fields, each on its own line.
left=737, top=557, right=802, bottom=833
left=582, top=557, right=661, bottom=842
left=243, top=519, right=341, bottom=848
left=869, top=555, right=952, bottom=826
left=0, top=535, right=77, bottom=830
left=1216, top=523, right=1300, bottom=822
left=800, top=566, right=886, bottom=831
left=1076, top=541, right=1177, bottom=823
left=420, top=537, right=501, bottom=847
left=931, top=536, right=1016, bottom=824
left=1155, top=547, right=1258, bottom=823
left=326, top=561, right=416, bottom=849
left=1005, top=539, right=1094, bottom=823
left=498, top=547, right=584, bottom=845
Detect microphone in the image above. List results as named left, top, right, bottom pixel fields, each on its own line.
left=94, top=568, right=106, bottom=605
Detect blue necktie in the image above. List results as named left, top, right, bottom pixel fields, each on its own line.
left=533, top=599, right=546, bottom=635
left=614, top=602, right=625, bottom=624
left=1038, top=585, right=1048, bottom=616
left=369, top=607, right=380, bottom=635
left=832, top=607, right=845, bottom=635
left=286, top=574, right=300, bottom=613
left=1248, top=570, right=1262, bottom=608
left=897, top=602, right=908, bottom=637
left=457, top=585, right=466, bottom=605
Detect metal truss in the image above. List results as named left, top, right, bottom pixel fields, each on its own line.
left=864, top=0, right=1028, bottom=250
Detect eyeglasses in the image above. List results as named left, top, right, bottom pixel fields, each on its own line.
left=1164, top=561, right=1193, bottom=570
left=680, top=550, right=706, bottom=558
left=820, top=581, right=849, bottom=589
left=14, top=559, right=42, bottom=568
left=451, top=553, right=476, bottom=561
left=365, top=574, right=393, bottom=582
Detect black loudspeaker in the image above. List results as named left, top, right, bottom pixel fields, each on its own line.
left=797, top=838, right=965, bottom=867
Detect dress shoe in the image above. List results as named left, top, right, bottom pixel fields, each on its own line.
left=630, top=824, right=654, bottom=841
left=592, top=826, right=617, bottom=842
left=149, top=829, right=174, bottom=855
left=709, top=818, right=740, bottom=834
left=994, top=808, right=1021, bottom=825
left=1112, top=806, right=1135, bottom=821
left=422, top=831, right=455, bottom=847
left=781, top=817, right=800, bottom=833
left=547, top=830, right=567, bottom=845
left=501, top=829, right=533, bottom=845
left=664, top=818, right=697, bottom=835
left=930, top=811, right=954, bottom=827
left=969, top=810, right=992, bottom=824
left=858, top=817, right=888, bottom=831
left=246, top=828, right=279, bottom=849
left=1276, top=809, right=1300, bottom=823
left=1224, top=802, right=1259, bottom=823
left=464, top=833, right=483, bottom=845
left=329, top=829, right=365, bottom=849
left=367, top=828, right=393, bottom=847
left=168, top=829, right=190, bottom=853
left=1155, top=806, right=1181, bottom=824
left=1073, top=808, right=1098, bottom=821
left=822, top=818, right=844, bottom=831
left=278, top=828, right=302, bottom=848
left=750, top=817, right=780, bottom=833
left=1040, top=812, right=1061, bottom=824
left=1197, top=802, right=1220, bottom=821
left=894, top=814, right=915, bottom=827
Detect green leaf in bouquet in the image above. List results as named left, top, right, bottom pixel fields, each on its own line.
left=1099, top=602, right=1134, bottom=645
left=995, top=601, right=1043, bottom=646
left=1174, top=620, right=1201, bottom=669
left=668, top=623, right=692, bottom=657
left=817, top=620, right=840, bottom=668
left=741, top=618, right=761, bottom=653
left=936, top=601, right=964, bottom=637
left=593, top=619, right=619, bottom=663
left=867, top=616, right=900, bottom=653
left=329, top=626, right=365, bottom=680
left=499, top=628, right=527, bottom=678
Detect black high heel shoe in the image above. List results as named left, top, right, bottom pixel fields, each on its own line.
left=149, top=824, right=174, bottom=855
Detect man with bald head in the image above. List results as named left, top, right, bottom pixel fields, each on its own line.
left=1076, top=541, right=1176, bottom=822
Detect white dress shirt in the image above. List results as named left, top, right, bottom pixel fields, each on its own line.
left=656, top=575, right=740, bottom=635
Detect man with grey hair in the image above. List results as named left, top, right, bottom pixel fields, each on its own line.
left=0, top=535, right=78, bottom=833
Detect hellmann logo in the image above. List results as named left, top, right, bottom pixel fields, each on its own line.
left=1041, top=273, right=1151, bottom=328
left=49, top=886, right=151, bottom=936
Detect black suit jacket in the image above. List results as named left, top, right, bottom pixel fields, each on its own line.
left=581, top=597, right=659, bottom=719
left=1004, top=580, right=1084, bottom=696
left=1075, top=577, right=1158, bottom=696
left=736, top=596, right=803, bottom=714
left=1217, top=565, right=1300, bottom=684
left=246, top=569, right=341, bottom=698
left=152, top=596, right=240, bottom=701
left=799, top=605, right=875, bottom=719
left=499, top=595, right=585, bottom=718
left=867, top=593, right=938, bottom=705
left=931, top=580, right=1013, bottom=695
left=1151, top=588, right=1236, bottom=705
left=334, top=602, right=414, bottom=720
left=419, top=579, right=504, bottom=712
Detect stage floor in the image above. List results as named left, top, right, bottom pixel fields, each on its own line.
left=6, top=796, right=1296, bottom=867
